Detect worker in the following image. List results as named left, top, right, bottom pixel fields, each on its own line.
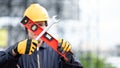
left=0, top=3, right=83, bottom=68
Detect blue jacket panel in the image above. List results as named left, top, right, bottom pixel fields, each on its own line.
left=0, top=42, right=83, bottom=68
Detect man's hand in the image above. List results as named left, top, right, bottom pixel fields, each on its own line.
left=58, top=38, right=73, bottom=62
left=12, top=39, right=38, bottom=56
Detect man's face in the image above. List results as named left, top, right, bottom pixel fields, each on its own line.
left=28, top=21, right=47, bottom=40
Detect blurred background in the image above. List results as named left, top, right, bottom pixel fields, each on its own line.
left=0, top=0, right=120, bottom=68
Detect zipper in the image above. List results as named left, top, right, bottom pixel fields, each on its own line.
left=37, top=53, right=40, bottom=68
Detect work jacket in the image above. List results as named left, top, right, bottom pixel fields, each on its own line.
left=0, top=42, right=83, bottom=68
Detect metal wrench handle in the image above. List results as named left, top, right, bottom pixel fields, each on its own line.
left=36, top=16, right=60, bottom=51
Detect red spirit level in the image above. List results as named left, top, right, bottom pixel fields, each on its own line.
left=21, top=16, right=68, bottom=61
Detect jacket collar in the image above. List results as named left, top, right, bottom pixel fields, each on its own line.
left=39, top=42, right=48, bottom=49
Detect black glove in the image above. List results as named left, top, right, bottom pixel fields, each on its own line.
left=13, top=39, right=38, bottom=55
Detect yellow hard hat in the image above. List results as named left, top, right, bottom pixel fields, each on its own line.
left=24, top=3, right=49, bottom=22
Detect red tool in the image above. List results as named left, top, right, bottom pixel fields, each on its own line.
left=21, top=16, right=68, bottom=61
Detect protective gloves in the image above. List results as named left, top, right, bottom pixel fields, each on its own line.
left=58, top=38, right=73, bottom=62
left=13, top=39, right=38, bottom=55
